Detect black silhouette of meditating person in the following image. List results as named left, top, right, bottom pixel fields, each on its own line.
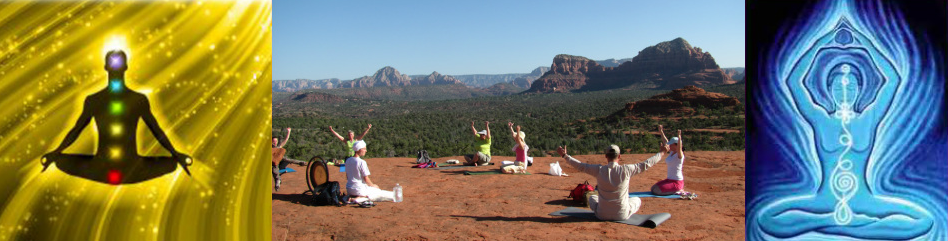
left=41, top=50, right=192, bottom=185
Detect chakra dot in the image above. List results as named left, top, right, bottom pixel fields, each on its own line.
left=109, top=80, right=122, bottom=93
left=110, top=101, right=123, bottom=115
left=110, top=124, right=123, bottom=136
left=110, top=147, right=122, bottom=159
left=107, top=170, right=121, bottom=185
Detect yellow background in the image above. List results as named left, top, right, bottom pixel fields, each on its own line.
left=0, top=1, right=271, bottom=240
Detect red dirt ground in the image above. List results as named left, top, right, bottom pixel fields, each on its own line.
left=271, top=151, right=745, bottom=241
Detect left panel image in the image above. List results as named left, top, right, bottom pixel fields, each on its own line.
left=0, top=1, right=272, bottom=240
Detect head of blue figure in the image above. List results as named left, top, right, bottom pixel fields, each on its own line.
left=830, top=64, right=860, bottom=110
left=835, top=29, right=854, bottom=45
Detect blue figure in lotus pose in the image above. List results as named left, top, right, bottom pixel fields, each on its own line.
left=755, top=18, right=934, bottom=240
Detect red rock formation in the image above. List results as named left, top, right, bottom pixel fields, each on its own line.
left=623, top=86, right=740, bottom=115
left=526, top=38, right=735, bottom=93
left=288, top=92, right=345, bottom=103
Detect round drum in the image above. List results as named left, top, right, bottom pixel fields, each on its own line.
left=306, top=156, right=329, bottom=192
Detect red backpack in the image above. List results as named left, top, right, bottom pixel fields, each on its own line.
left=568, top=181, right=595, bottom=204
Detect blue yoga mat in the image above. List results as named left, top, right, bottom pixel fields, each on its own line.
left=338, top=164, right=345, bottom=172
left=279, top=168, right=296, bottom=174
left=629, top=192, right=679, bottom=199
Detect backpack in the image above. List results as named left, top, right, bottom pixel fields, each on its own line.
left=314, top=181, right=343, bottom=206
left=416, top=150, right=432, bottom=164
left=567, top=181, right=595, bottom=204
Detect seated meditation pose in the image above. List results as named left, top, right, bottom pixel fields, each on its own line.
left=501, top=122, right=528, bottom=174
left=329, top=124, right=371, bottom=163
left=651, top=125, right=686, bottom=195
left=464, top=121, right=492, bottom=166
left=271, top=127, right=307, bottom=191
left=556, top=143, right=666, bottom=221
left=755, top=19, right=933, bottom=240
left=345, top=140, right=395, bottom=203
left=42, top=50, right=191, bottom=185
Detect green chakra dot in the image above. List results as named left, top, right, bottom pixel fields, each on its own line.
left=110, top=101, right=123, bottom=115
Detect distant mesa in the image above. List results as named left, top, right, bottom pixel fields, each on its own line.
left=722, top=67, right=745, bottom=80
left=620, top=86, right=740, bottom=115
left=526, top=37, right=736, bottom=93
left=342, top=66, right=414, bottom=88
left=273, top=78, right=341, bottom=92
left=289, top=92, right=345, bottom=103
left=484, top=82, right=525, bottom=95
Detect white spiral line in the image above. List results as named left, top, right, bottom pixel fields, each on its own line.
left=832, top=65, right=857, bottom=225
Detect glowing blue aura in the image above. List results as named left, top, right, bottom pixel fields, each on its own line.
left=109, top=79, right=122, bottom=93
left=748, top=1, right=946, bottom=240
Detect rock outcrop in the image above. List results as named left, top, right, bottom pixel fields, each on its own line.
left=526, top=38, right=735, bottom=93
left=621, top=86, right=740, bottom=115
left=414, top=71, right=463, bottom=85
left=288, top=92, right=345, bottom=103
left=272, top=78, right=341, bottom=92
left=342, top=66, right=413, bottom=88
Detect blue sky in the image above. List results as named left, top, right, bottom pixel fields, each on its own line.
left=273, top=0, right=745, bottom=80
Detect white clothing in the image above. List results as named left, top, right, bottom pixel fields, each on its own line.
left=665, top=152, right=684, bottom=181
left=345, top=156, right=371, bottom=196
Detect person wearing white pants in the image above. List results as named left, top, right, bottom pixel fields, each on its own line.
left=346, top=140, right=394, bottom=203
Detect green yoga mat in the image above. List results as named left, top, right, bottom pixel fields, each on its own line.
left=463, top=170, right=531, bottom=175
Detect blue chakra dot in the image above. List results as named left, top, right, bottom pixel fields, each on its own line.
left=835, top=29, right=853, bottom=44
left=109, top=80, right=122, bottom=93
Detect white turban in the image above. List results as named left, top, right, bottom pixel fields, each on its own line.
left=352, top=140, right=367, bottom=152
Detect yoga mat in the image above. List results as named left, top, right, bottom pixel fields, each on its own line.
left=463, top=170, right=531, bottom=175
left=431, top=165, right=472, bottom=170
left=278, top=167, right=296, bottom=174
left=549, top=207, right=671, bottom=228
left=629, top=192, right=680, bottom=199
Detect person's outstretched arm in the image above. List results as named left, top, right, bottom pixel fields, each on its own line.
left=329, top=126, right=345, bottom=142
left=142, top=99, right=181, bottom=156
left=676, top=130, right=684, bottom=159
left=515, top=125, right=526, bottom=149
left=626, top=143, right=667, bottom=176
left=658, top=125, right=669, bottom=145
left=508, top=122, right=516, bottom=139
left=557, top=146, right=598, bottom=176
left=50, top=98, right=94, bottom=154
left=470, top=121, right=478, bottom=136
left=277, top=127, right=291, bottom=148
left=357, top=124, right=372, bottom=140
left=484, top=121, right=491, bottom=140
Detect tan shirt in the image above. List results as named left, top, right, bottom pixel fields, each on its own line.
left=563, top=153, right=663, bottom=220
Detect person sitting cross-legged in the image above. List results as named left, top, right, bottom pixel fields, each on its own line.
left=556, top=143, right=666, bottom=221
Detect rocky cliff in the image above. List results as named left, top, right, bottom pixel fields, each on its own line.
left=413, top=71, right=463, bottom=85
left=620, top=86, right=740, bottom=115
left=526, top=38, right=735, bottom=93
left=272, top=78, right=341, bottom=92
left=288, top=92, right=345, bottom=103
left=342, top=66, right=413, bottom=88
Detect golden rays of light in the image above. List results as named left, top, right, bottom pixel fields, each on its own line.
left=0, top=1, right=271, bottom=240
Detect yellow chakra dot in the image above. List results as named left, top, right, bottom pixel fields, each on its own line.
left=110, top=147, right=121, bottom=159
left=110, top=124, right=122, bottom=136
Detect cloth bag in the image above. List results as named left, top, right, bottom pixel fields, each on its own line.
left=549, top=161, right=563, bottom=176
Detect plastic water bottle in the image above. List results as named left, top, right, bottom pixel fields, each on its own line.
left=393, top=183, right=403, bottom=203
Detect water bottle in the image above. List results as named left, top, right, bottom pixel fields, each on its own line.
left=393, top=183, right=403, bottom=203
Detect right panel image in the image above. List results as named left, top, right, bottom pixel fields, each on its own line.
left=747, top=0, right=947, bottom=240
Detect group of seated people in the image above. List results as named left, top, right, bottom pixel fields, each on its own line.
left=273, top=122, right=688, bottom=221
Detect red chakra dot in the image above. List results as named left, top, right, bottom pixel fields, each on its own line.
left=107, top=170, right=122, bottom=185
